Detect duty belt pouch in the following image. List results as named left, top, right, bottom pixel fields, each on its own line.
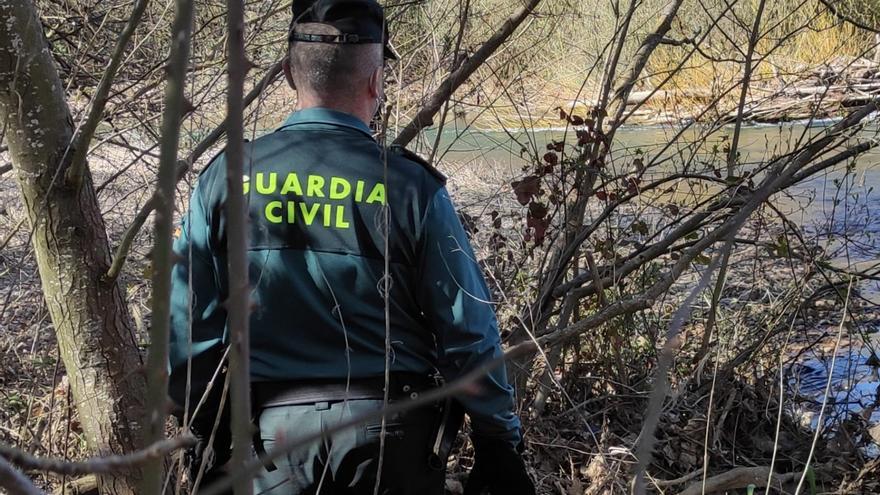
left=428, top=398, right=464, bottom=471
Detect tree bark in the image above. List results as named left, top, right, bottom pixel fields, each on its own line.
left=0, top=1, right=146, bottom=494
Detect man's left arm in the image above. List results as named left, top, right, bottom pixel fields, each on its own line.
left=169, top=181, right=231, bottom=475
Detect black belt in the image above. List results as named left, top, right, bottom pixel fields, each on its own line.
left=252, top=372, right=439, bottom=409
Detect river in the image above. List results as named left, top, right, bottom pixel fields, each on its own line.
left=427, top=119, right=880, bottom=451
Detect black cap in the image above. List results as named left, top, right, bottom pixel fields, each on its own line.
left=289, top=0, right=398, bottom=60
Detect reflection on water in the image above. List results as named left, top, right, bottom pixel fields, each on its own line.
left=788, top=330, right=880, bottom=456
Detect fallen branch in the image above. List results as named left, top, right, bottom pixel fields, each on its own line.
left=54, top=475, right=96, bottom=495
left=0, top=436, right=195, bottom=476
left=678, top=465, right=820, bottom=495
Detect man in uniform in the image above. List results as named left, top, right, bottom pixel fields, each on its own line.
left=168, top=0, right=534, bottom=493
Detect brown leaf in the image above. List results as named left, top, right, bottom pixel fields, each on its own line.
left=527, top=214, right=550, bottom=245
left=576, top=129, right=592, bottom=146
left=528, top=201, right=548, bottom=219
left=511, top=175, right=541, bottom=205
left=625, top=176, right=641, bottom=194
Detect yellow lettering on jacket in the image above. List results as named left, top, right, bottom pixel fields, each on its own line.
left=246, top=171, right=382, bottom=229
left=329, top=177, right=351, bottom=199
left=280, top=173, right=303, bottom=195
left=365, top=183, right=385, bottom=205
left=265, top=201, right=283, bottom=223
left=300, top=202, right=321, bottom=225
left=256, top=172, right=276, bottom=194
left=307, top=175, right=325, bottom=197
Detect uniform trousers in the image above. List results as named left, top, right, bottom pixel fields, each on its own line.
left=253, top=399, right=445, bottom=495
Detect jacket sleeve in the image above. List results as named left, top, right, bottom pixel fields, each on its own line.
left=168, top=181, right=228, bottom=420
left=416, top=186, right=522, bottom=447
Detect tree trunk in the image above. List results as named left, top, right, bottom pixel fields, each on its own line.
left=0, top=1, right=146, bottom=493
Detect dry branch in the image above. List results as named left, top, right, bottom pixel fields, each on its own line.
left=104, top=61, right=283, bottom=282
left=678, top=465, right=820, bottom=495
left=0, top=437, right=196, bottom=476
left=224, top=0, right=253, bottom=492
left=392, top=0, right=543, bottom=147
left=610, top=0, right=684, bottom=125
left=817, top=0, right=880, bottom=34
left=65, top=0, right=151, bottom=190
left=0, top=455, right=43, bottom=495
left=141, top=0, right=195, bottom=490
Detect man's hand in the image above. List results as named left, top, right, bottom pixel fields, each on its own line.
left=464, top=436, right=535, bottom=495
left=174, top=402, right=232, bottom=494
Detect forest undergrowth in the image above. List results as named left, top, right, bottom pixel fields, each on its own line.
left=2, top=145, right=879, bottom=493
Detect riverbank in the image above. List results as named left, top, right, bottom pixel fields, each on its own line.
left=456, top=56, right=880, bottom=132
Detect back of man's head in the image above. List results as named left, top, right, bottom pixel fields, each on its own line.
left=288, top=23, right=383, bottom=102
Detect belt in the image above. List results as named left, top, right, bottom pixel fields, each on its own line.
left=252, top=372, right=439, bottom=409
left=251, top=372, right=442, bottom=473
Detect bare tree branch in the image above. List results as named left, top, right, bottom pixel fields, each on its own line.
left=611, top=0, right=684, bottom=114
left=141, top=0, right=195, bottom=490
left=392, top=0, right=543, bottom=147
left=65, top=0, right=151, bottom=189
left=727, top=0, right=767, bottom=176
left=0, top=455, right=42, bottom=495
left=104, top=60, right=283, bottom=283
left=224, top=0, right=253, bottom=492
left=0, top=437, right=196, bottom=476
left=633, top=241, right=731, bottom=495
left=817, top=0, right=880, bottom=34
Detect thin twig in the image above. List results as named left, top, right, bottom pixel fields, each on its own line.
left=65, top=0, right=151, bottom=189
left=632, top=240, right=733, bottom=495
left=392, top=0, right=543, bottom=147
left=0, top=437, right=195, bottom=476
left=104, top=61, right=283, bottom=283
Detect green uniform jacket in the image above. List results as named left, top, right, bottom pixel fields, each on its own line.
left=168, top=108, right=521, bottom=445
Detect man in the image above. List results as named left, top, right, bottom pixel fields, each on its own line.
left=168, top=0, right=534, bottom=493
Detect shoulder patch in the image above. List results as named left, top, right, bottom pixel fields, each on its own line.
left=388, top=145, right=447, bottom=185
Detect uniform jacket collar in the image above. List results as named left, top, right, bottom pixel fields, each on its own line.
left=277, top=107, right=374, bottom=139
